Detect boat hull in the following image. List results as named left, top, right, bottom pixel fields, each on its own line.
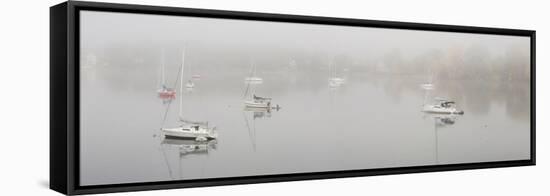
left=422, top=106, right=464, bottom=115
left=420, top=83, right=434, bottom=90
left=245, top=77, right=263, bottom=82
left=157, top=89, right=176, bottom=97
left=244, top=100, right=270, bottom=108
left=162, top=127, right=217, bottom=140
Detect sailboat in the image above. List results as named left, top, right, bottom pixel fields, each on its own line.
left=180, top=50, right=195, bottom=89
left=243, top=82, right=278, bottom=109
left=189, top=60, right=201, bottom=80
left=244, top=61, right=263, bottom=83
left=420, top=69, right=435, bottom=90
left=161, top=51, right=217, bottom=141
left=192, top=74, right=201, bottom=80
left=158, top=50, right=176, bottom=98
left=328, top=59, right=345, bottom=88
left=185, top=80, right=195, bottom=89
left=242, top=60, right=277, bottom=109
left=422, top=97, right=464, bottom=115
left=244, top=94, right=274, bottom=108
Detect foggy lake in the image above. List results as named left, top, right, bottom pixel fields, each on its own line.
left=79, top=11, right=531, bottom=186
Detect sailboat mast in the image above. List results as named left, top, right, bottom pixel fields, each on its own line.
left=179, top=49, right=185, bottom=119
left=161, top=50, right=166, bottom=86
left=329, top=58, right=332, bottom=79
left=250, top=60, right=256, bottom=78
left=253, top=61, right=256, bottom=77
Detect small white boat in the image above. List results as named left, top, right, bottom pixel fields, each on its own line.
left=330, top=77, right=346, bottom=85
left=328, top=58, right=345, bottom=87
left=185, top=80, right=195, bottom=88
left=420, top=83, right=434, bottom=90
left=421, top=71, right=435, bottom=90
left=244, top=100, right=269, bottom=108
left=422, top=98, right=464, bottom=115
left=245, top=61, right=263, bottom=82
left=245, top=77, right=263, bottom=82
left=245, top=95, right=272, bottom=108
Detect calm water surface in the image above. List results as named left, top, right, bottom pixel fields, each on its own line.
left=80, top=66, right=530, bottom=186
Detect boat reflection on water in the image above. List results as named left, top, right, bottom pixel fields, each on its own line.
left=161, top=137, right=218, bottom=156
left=425, top=113, right=461, bottom=164
left=244, top=103, right=280, bottom=119
left=433, top=115, right=457, bottom=127
left=159, top=137, right=218, bottom=180
left=242, top=106, right=279, bottom=151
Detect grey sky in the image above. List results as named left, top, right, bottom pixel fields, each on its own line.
left=81, top=10, right=529, bottom=61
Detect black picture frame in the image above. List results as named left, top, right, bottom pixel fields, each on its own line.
left=50, top=1, right=536, bottom=195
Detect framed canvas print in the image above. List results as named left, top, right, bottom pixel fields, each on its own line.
left=50, top=1, right=535, bottom=195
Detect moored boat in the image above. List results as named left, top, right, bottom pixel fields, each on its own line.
left=422, top=98, right=464, bottom=115
left=244, top=61, right=263, bottom=82
left=162, top=124, right=217, bottom=141
left=157, top=50, right=176, bottom=98
left=162, top=49, right=217, bottom=141
left=245, top=94, right=272, bottom=108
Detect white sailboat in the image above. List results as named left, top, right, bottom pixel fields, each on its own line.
left=162, top=50, right=217, bottom=141
left=420, top=70, right=435, bottom=90
left=242, top=61, right=277, bottom=109
left=181, top=50, right=195, bottom=89
left=420, top=83, right=434, bottom=90
left=185, top=80, right=195, bottom=89
left=328, top=59, right=345, bottom=88
left=422, top=97, right=464, bottom=115
left=244, top=94, right=273, bottom=108
left=244, top=61, right=263, bottom=83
